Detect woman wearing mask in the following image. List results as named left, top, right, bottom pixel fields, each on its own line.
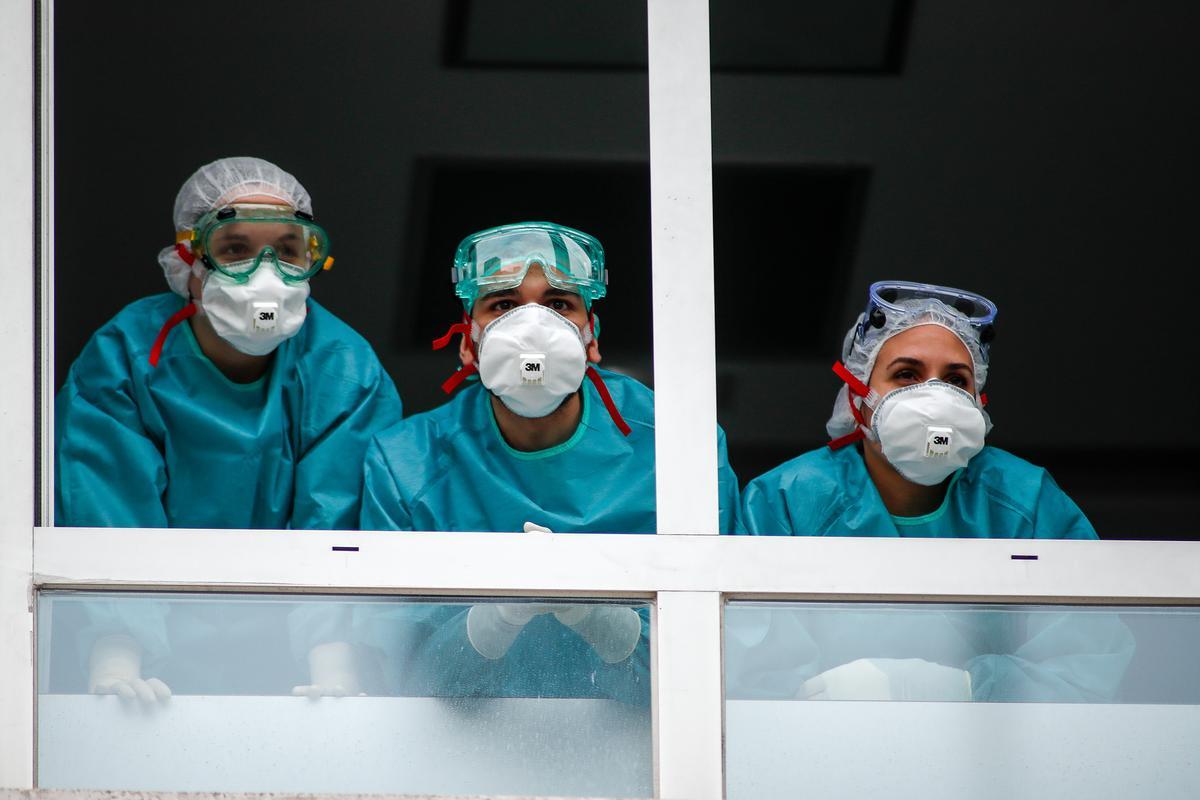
left=728, top=283, right=1131, bottom=707
left=740, top=280, right=1093, bottom=537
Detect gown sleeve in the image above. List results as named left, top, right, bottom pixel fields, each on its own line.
left=716, top=425, right=743, bottom=534
left=966, top=611, right=1135, bottom=702
left=359, top=436, right=415, bottom=531
left=55, top=331, right=169, bottom=528
left=395, top=604, right=651, bottom=707
left=291, top=344, right=403, bottom=530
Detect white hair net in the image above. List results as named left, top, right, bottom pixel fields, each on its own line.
left=826, top=298, right=993, bottom=440
left=157, top=157, right=313, bottom=297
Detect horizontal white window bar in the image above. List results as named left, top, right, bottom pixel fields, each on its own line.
left=3, top=790, right=608, bottom=800
left=35, top=527, right=1200, bottom=602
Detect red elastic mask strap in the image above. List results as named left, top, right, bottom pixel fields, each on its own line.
left=980, top=392, right=988, bottom=407
left=149, top=302, right=197, bottom=367
left=435, top=312, right=479, bottom=394
left=832, top=361, right=870, bottom=397
left=433, top=312, right=472, bottom=351
left=440, top=363, right=478, bottom=395
left=845, top=384, right=869, bottom=427
left=826, top=360, right=871, bottom=450
left=827, top=429, right=866, bottom=451
left=174, top=242, right=196, bottom=266
left=585, top=366, right=632, bottom=437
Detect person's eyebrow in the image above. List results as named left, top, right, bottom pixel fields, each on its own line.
left=946, top=361, right=975, bottom=374
left=885, top=357, right=924, bottom=370
left=542, top=288, right=577, bottom=299
left=481, top=288, right=518, bottom=301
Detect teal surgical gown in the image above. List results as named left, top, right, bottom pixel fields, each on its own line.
left=740, top=444, right=1096, bottom=537
left=56, top=292, right=402, bottom=530
left=359, top=369, right=740, bottom=705
left=55, top=293, right=402, bottom=681
left=361, top=368, right=739, bottom=534
left=725, top=603, right=1135, bottom=703
left=730, top=444, right=1132, bottom=702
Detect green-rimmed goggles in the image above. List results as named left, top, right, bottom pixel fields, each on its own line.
left=181, top=203, right=333, bottom=284
left=452, top=221, right=607, bottom=310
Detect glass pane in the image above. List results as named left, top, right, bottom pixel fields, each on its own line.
left=39, top=590, right=651, bottom=797
left=54, top=3, right=658, bottom=534
left=712, top=3, right=1200, bottom=539
left=725, top=601, right=1200, bottom=798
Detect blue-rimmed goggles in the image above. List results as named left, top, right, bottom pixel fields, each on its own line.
left=857, top=280, right=997, bottom=350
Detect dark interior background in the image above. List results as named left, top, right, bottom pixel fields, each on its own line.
left=55, top=1, right=1198, bottom=537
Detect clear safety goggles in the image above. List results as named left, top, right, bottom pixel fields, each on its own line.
left=452, top=222, right=607, bottom=310
left=182, top=203, right=333, bottom=284
left=857, top=280, right=997, bottom=345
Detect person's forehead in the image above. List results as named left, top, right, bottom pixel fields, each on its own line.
left=881, top=324, right=971, bottom=361
left=222, top=192, right=291, bottom=207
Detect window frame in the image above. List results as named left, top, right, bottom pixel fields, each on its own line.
left=3, top=1, right=1200, bottom=798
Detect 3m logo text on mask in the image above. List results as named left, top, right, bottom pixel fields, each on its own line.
left=252, top=301, right=279, bottom=332
left=520, top=353, right=546, bottom=385
left=925, top=426, right=953, bottom=457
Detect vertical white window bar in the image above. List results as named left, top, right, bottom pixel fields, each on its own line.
left=648, top=0, right=718, bottom=537
left=647, top=1, right=725, bottom=798
left=0, top=0, right=37, bottom=787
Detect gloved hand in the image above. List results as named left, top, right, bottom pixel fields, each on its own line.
left=555, top=604, right=643, bottom=664
left=801, top=657, right=973, bottom=702
left=466, top=602, right=642, bottom=663
left=291, top=641, right=364, bottom=698
left=88, top=633, right=172, bottom=704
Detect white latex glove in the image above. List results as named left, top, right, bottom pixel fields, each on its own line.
left=88, top=633, right=171, bottom=704
left=557, top=605, right=643, bottom=664
left=801, top=657, right=972, bottom=701
left=466, top=603, right=642, bottom=663
left=523, top=521, right=553, bottom=533
left=292, top=641, right=364, bottom=698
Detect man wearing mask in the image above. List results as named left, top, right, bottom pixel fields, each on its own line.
left=358, top=221, right=740, bottom=704
left=55, top=156, right=403, bottom=700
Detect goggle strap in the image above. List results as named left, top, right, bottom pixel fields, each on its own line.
left=149, top=302, right=197, bottom=367
left=440, top=363, right=478, bottom=395
left=585, top=366, right=632, bottom=437
left=175, top=230, right=195, bottom=245
left=174, top=242, right=196, bottom=267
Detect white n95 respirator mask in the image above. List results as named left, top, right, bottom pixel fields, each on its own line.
left=199, top=265, right=310, bottom=356
left=867, top=380, right=987, bottom=486
left=475, top=303, right=589, bottom=418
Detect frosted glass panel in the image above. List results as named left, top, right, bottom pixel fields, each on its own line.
left=724, top=602, right=1200, bottom=799
left=38, top=591, right=651, bottom=797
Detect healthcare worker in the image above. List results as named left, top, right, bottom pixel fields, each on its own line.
left=741, top=280, right=1093, bottom=537
left=729, top=281, right=1133, bottom=702
left=359, top=221, right=740, bottom=705
left=56, top=157, right=403, bottom=702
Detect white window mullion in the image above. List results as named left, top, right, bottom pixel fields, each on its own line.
left=647, top=0, right=719, bottom=537
left=38, top=0, right=55, bottom=530
left=653, top=590, right=724, bottom=800
left=0, top=0, right=38, bottom=787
